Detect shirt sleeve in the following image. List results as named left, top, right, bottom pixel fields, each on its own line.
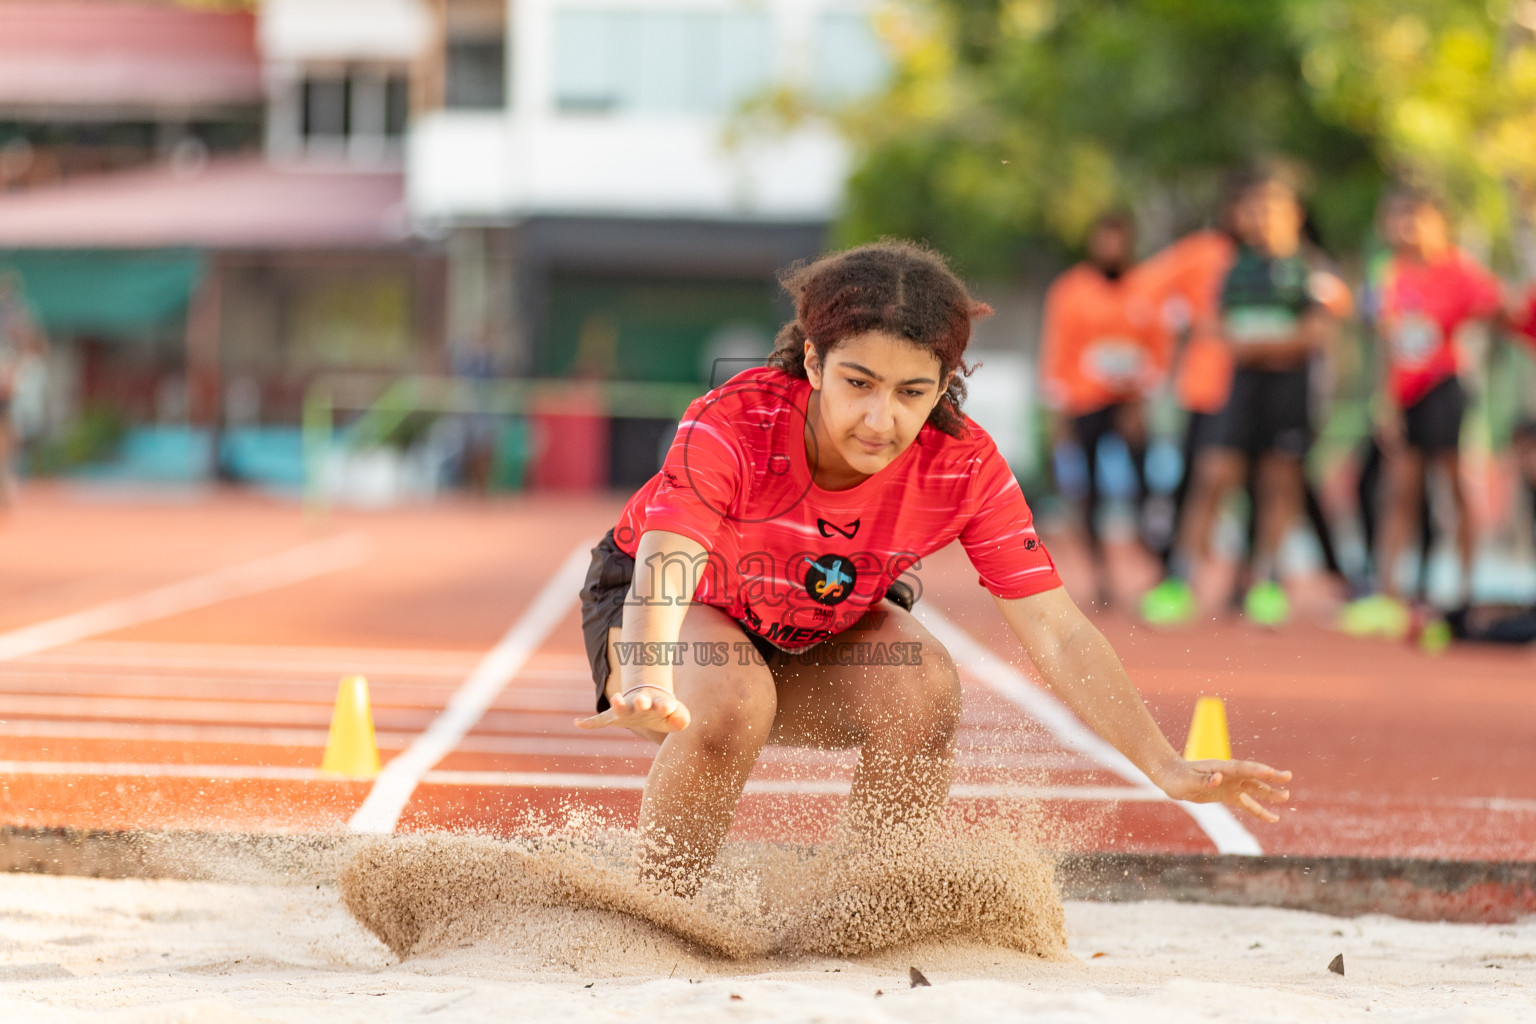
left=958, top=434, right=1062, bottom=599
left=1038, top=276, right=1072, bottom=411
left=638, top=396, right=739, bottom=550
left=1514, top=287, right=1536, bottom=346
left=1461, top=257, right=1505, bottom=321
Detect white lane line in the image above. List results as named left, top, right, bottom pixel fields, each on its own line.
left=8, top=757, right=1528, bottom=819
left=0, top=535, right=370, bottom=662
left=0, top=720, right=1091, bottom=772
left=419, top=770, right=1162, bottom=802
left=0, top=761, right=1162, bottom=803
left=0, top=760, right=321, bottom=782
left=7, top=648, right=585, bottom=677
left=3, top=659, right=474, bottom=678
left=347, top=540, right=596, bottom=834
left=918, top=606, right=1263, bottom=857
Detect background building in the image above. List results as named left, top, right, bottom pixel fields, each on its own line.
left=0, top=0, right=914, bottom=492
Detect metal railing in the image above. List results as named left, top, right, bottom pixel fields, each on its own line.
left=301, top=374, right=704, bottom=522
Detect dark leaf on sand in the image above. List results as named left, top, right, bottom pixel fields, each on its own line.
left=1328, top=954, right=1345, bottom=976
left=909, top=967, right=931, bottom=987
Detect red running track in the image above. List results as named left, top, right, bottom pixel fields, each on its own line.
left=2, top=484, right=1534, bottom=860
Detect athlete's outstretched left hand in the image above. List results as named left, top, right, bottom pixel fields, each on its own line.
left=575, top=685, right=691, bottom=737
left=1154, top=759, right=1292, bottom=822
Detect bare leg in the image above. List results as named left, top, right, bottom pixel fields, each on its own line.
left=1114, top=401, right=1153, bottom=555
left=1379, top=446, right=1425, bottom=601
left=0, top=419, right=14, bottom=511
left=1253, top=453, right=1303, bottom=581
left=605, top=600, right=962, bottom=893
left=769, top=604, right=962, bottom=836
left=611, top=607, right=778, bottom=892
left=1435, top=451, right=1475, bottom=605
left=1173, top=447, right=1245, bottom=572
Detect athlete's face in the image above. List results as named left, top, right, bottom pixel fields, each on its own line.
left=1239, top=182, right=1302, bottom=257
left=1087, top=223, right=1132, bottom=272
left=803, top=332, right=950, bottom=485
left=1391, top=201, right=1449, bottom=259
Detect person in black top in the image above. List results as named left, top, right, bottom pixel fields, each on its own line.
left=1144, top=168, right=1348, bottom=626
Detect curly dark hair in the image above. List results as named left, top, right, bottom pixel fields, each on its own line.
left=766, top=240, right=992, bottom=437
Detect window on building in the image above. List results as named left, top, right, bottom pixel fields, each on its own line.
left=446, top=39, right=506, bottom=109
left=813, top=11, right=889, bottom=102
left=445, top=0, right=508, bottom=109
left=384, top=75, right=411, bottom=135
left=553, top=9, right=772, bottom=115
left=302, top=77, right=350, bottom=138
left=297, top=69, right=408, bottom=150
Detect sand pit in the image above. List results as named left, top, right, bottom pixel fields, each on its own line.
left=1, top=868, right=1531, bottom=1023
left=336, top=828, right=1067, bottom=962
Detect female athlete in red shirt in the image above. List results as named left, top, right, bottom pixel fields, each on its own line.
left=575, top=241, right=1290, bottom=892
left=1374, top=189, right=1506, bottom=607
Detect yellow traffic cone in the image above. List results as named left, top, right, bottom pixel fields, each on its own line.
left=1183, top=696, right=1231, bottom=761
left=320, top=675, right=381, bottom=777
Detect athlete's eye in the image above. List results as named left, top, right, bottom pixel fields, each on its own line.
left=901, top=389, right=927, bottom=399
left=845, top=377, right=870, bottom=389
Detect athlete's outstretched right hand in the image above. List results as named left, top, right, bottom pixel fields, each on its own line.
left=576, top=685, right=691, bottom=735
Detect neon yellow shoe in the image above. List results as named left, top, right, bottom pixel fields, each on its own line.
left=1418, top=618, right=1452, bottom=655
left=1142, top=578, right=1196, bottom=626
left=1244, top=580, right=1290, bottom=627
left=1339, top=594, right=1411, bottom=640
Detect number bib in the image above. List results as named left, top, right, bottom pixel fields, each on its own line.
left=1080, top=338, right=1146, bottom=388
left=1390, top=313, right=1441, bottom=366
left=1224, top=307, right=1299, bottom=344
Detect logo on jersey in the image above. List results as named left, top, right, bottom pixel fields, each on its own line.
left=816, top=517, right=860, bottom=540
left=803, top=554, right=856, bottom=605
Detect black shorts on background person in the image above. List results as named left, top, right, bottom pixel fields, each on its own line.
left=1403, top=376, right=1467, bottom=455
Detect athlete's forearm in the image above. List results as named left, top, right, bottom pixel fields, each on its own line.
left=620, top=530, right=707, bottom=693
left=996, top=590, right=1182, bottom=785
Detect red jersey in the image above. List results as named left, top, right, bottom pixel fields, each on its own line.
left=1039, top=264, right=1166, bottom=415
left=1512, top=286, right=1536, bottom=354
left=614, top=367, right=1061, bottom=651
left=1379, top=250, right=1503, bottom=407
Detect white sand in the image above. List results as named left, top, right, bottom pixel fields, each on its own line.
left=1, top=873, right=1531, bottom=1023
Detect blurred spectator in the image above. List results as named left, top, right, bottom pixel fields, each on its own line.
left=1142, top=168, right=1349, bottom=626
left=0, top=270, right=47, bottom=508
left=1367, top=188, right=1504, bottom=610
left=1038, top=211, right=1165, bottom=605
left=451, top=334, right=503, bottom=494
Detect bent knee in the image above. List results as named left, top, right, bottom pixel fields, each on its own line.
left=882, top=642, right=962, bottom=732
left=676, top=692, right=775, bottom=759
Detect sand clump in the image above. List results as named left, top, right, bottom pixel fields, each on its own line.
left=337, top=810, right=1068, bottom=968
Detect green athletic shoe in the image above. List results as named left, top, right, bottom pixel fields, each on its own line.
left=1244, top=580, right=1290, bottom=627
left=1418, top=618, right=1452, bottom=655
left=1339, top=594, right=1411, bottom=640
left=1142, top=578, right=1196, bottom=626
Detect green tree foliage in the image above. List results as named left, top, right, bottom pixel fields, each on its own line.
left=836, top=0, right=1387, bottom=277
left=1289, top=0, right=1536, bottom=267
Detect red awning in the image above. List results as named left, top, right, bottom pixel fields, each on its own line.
left=0, top=2, right=261, bottom=111
left=0, top=157, right=409, bottom=250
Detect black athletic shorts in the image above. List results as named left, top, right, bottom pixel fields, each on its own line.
left=1211, top=367, right=1311, bottom=459
left=579, top=529, right=915, bottom=713
left=1403, top=376, right=1466, bottom=456
left=1070, top=402, right=1137, bottom=457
